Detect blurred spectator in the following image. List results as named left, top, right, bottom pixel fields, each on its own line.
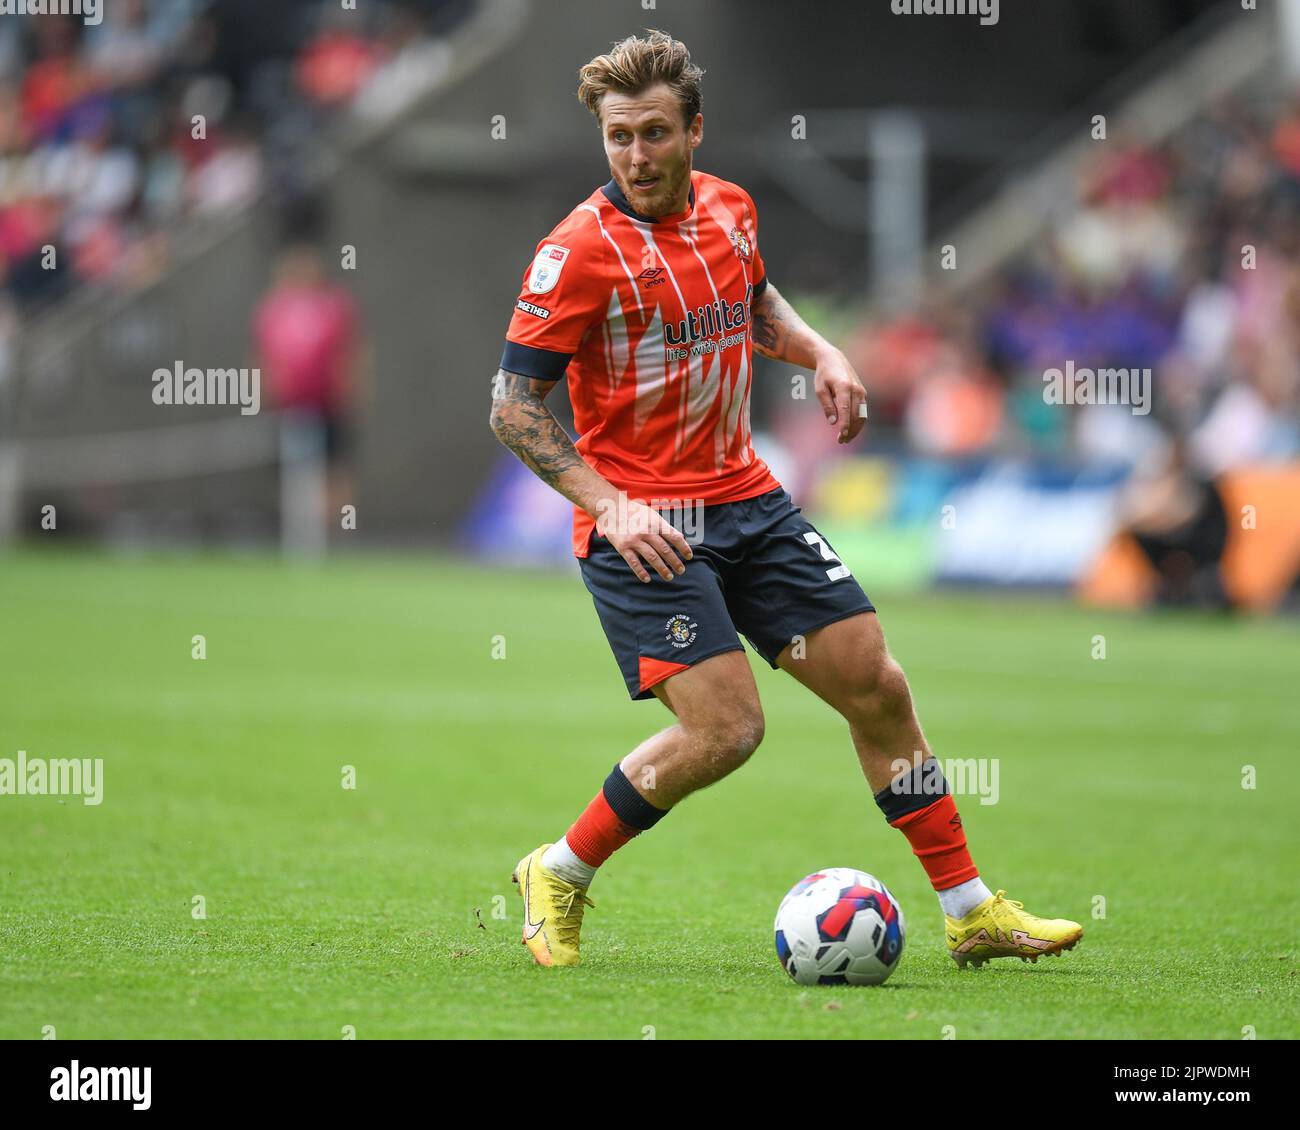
left=804, top=87, right=1300, bottom=487
left=85, top=0, right=167, bottom=91
left=253, top=242, right=365, bottom=525
left=1118, top=435, right=1231, bottom=610
left=904, top=352, right=1004, bottom=458
left=0, top=1, right=473, bottom=385
left=187, top=118, right=261, bottom=214
left=295, top=13, right=383, bottom=107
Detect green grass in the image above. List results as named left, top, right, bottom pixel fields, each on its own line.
left=1, top=549, right=1297, bottom=1039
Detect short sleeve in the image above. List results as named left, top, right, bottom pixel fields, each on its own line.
left=500, top=231, right=608, bottom=381
left=740, top=187, right=768, bottom=299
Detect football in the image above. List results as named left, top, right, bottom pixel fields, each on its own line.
left=774, top=868, right=906, bottom=986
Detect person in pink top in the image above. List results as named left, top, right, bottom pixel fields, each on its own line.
left=253, top=243, right=364, bottom=536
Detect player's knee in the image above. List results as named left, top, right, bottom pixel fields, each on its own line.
left=847, top=656, right=913, bottom=726
left=731, top=708, right=766, bottom=760
left=699, top=704, right=765, bottom=768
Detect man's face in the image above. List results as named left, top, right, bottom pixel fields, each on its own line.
left=600, top=83, right=702, bottom=218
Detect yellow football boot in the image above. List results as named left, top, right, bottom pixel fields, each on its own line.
left=947, top=889, right=1082, bottom=969
left=510, top=844, right=595, bottom=967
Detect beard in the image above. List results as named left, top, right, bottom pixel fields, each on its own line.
left=615, top=157, right=691, bottom=217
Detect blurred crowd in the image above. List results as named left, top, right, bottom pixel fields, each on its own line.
left=817, top=93, right=1300, bottom=480
left=0, top=0, right=470, bottom=386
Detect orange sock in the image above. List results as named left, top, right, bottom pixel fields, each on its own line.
left=873, top=760, right=979, bottom=890
left=564, top=763, right=668, bottom=868
left=889, top=794, right=979, bottom=889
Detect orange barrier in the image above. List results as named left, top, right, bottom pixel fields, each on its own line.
left=1078, top=464, right=1300, bottom=611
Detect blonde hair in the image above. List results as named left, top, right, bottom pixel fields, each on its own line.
left=577, top=30, right=704, bottom=127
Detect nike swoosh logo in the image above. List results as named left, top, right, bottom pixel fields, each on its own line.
left=522, top=858, right=546, bottom=941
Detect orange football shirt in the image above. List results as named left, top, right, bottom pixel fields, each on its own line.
left=501, top=169, right=780, bottom=556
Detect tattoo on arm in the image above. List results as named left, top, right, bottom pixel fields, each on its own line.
left=748, top=286, right=785, bottom=356
left=750, top=284, right=803, bottom=361
left=749, top=282, right=835, bottom=370
left=489, top=369, right=586, bottom=494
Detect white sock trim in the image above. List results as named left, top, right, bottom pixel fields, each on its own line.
left=938, top=876, right=993, bottom=919
left=541, top=837, right=597, bottom=888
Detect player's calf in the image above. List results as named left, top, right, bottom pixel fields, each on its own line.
left=512, top=656, right=765, bottom=966
left=625, top=704, right=765, bottom=805
left=535, top=699, right=762, bottom=899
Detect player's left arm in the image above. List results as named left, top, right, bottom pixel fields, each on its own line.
left=750, top=281, right=867, bottom=445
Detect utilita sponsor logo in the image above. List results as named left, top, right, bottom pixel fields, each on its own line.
left=664, top=284, right=752, bottom=348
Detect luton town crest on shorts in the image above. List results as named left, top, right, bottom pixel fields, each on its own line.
left=665, top=613, right=699, bottom=649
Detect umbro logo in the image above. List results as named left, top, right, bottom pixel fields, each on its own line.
left=637, top=267, right=666, bottom=288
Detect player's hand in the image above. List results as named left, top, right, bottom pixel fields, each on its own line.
left=594, top=496, right=694, bottom=583
left=814, top=349, right=868, bottom=444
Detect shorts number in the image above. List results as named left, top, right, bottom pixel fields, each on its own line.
left=803, top=531, right=852, bottom=582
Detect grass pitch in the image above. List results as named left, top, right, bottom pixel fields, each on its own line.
left=1, top=549, right=1296, bottom=1039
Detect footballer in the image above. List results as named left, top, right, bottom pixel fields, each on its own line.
left=489, top=30, right=1082, bottom=971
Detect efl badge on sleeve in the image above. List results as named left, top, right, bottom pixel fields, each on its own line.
left=528, top=244, right=570, bottom=294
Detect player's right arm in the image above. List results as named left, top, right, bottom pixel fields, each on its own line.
left=492, top=224, right=691, bottom=581
left=488, top=368, right=608, bottom=515
left=488, top=369, right=691, bottom=582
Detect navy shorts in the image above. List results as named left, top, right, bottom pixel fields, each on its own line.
left=578, top=487, right=875, bottom=700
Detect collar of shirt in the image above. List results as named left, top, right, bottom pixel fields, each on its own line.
left=602, top=176, right=696, bottom=225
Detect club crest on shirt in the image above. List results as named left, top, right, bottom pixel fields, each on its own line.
left=528, top=244, right=570, bottom=294
left=665, top=613, right=699, bottom=649
left=728, top=227, right=752, bottom=263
